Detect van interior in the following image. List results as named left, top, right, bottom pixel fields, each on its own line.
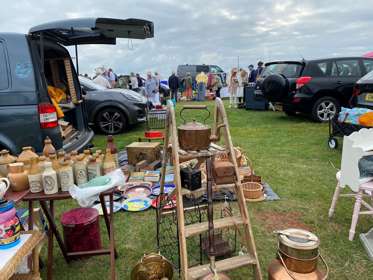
left=41, top=41, right=85, bottom=145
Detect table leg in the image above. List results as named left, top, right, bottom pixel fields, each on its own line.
left=99, top=193, right=118, bottom=258
left=40, top=201, right=69, bottom=263
left=109, top=193, right=116, bottom=280
left=47, top=201, right=54, bottom=280
left=28, top=201, right=33, bottom=230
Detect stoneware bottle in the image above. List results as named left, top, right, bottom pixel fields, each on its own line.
left=87, top=156, right=101, bottom=180
left=42, top=162, right=58, bottom=194
left=103, top=149, right=116, bottom=174
left=49, top=154, right=60, bottom=172
left=38, top=156, right=48, bottom=171
left=70, top=151, right=78, bottom=163
left=7, top=162, right=29, bottom=192
left=0, top=150, right=16, bottom=177
left=83, top=149, right=91, bottom=163
left=17, top=147, right=38, bottom=172
left=106, top=135, right=119, bottom=167
left=28, top=158, right=43, bottom=193
left=74, top=154, right=88, bottom=185
left=43, top=136, right=56, bottom=157
left=58, top=159, right=74, bottom=192
left=57, top=151, right=66, bottom=161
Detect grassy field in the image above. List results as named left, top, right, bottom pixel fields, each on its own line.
left=41, top=101, right=373, bottom=279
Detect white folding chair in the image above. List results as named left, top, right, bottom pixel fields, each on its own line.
left=328, top=128, right=373, bottom=240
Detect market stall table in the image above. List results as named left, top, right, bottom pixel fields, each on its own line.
left=19, top=189, right=118, bottom=280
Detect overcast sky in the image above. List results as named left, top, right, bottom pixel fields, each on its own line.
left=2, top=0, right=372, bottom=78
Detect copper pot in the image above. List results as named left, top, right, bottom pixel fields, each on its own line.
left=276, top=229, right=320, bottom=274
left=178, top=105, right=211, bottom=151
left=268, top=259, right=327, bottom=280
left=131, top=253, right=173, bottom=280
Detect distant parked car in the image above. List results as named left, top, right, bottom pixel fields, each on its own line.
left=177, top=64, right=226, bottom=85
left=79, top=76, right=147, bottom=134
left=256, top=57, right=373, bottom=121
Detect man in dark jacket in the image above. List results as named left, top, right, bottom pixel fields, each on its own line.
left=136, top=73, right=143, bottom=87
left=168, top=71, right=179, bottom=102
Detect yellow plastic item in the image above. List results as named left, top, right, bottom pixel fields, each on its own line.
left=47, top=86, right=66, bottom=118
left=359, top=112, right=373, bottom=127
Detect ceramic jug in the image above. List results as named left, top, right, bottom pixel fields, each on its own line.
left=0, top=177, right=10, bottom=200
left=0, top=150, right=17, bottom=177
left=43, top=136, right=56, bottom=157
left=8, top=162, right=29, bottom=192
left=17, top=146, right=38, bottom=172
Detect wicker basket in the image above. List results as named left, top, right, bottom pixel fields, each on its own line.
left=242, top=181, right=263, bottom=199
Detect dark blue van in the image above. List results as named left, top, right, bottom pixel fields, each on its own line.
left=0, top=18, right=154, bottom=154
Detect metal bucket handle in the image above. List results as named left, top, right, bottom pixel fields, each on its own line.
left=277, top=250, right=329, bottom=280
left=180, top=105, right=210, bottom=124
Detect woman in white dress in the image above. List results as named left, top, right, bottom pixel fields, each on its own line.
left=228, top=68, right=239, bottom=108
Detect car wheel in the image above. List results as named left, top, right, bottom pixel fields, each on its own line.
left=96, top=107, right=127, bottom=135
left=311, top=96, right=340, bottom=122
left=328, top=137, right=338, bottom=149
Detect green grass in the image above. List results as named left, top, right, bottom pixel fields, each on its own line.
left=41, top=101, right=373, bottom=279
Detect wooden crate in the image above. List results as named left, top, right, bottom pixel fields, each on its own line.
left=126, top=142, right=161, bottom=165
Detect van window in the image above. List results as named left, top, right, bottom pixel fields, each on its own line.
left=304, top=61, right=328, bottom=77
left=331, top=59, right=361, bottom=77
left=0, top=42, right=9, bottom=90
left=196, top=65, right=209, bottom=73
left=363, top=59, right=373, bottom=74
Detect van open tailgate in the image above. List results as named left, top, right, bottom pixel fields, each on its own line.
left=29, top=17, right=154, bottom=45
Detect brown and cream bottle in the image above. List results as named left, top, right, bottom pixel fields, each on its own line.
left=42, top=162, right=58, bottom=194
left=28, top=158, right=43, bottom=193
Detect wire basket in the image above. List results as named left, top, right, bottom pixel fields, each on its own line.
left=147, top=109, right=167, bottom=130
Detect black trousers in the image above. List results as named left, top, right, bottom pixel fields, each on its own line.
left=171, top=89, right=178, bottom=101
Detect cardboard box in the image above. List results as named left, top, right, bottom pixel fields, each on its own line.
left=126, top=142, right=161, bottom=165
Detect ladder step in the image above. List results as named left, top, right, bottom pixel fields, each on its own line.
left=187, top=254, right=256, bottom=280
left=185, top=216, right=244, bottom=237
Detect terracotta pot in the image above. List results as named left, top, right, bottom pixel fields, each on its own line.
left=17, top=146, right=38, bottom=172
left=0, top=150, right=16, bottom=177
left=8, top=162, right=29, bottom=192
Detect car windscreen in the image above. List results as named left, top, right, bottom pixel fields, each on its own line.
left=261, top=63, right=303, bottom=78
left=79, top=76, right=107, bottom=90
left=358, top=70, right=373, bottom=84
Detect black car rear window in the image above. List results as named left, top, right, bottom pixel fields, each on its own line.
left=303, top=61, right=329, bottom=77
left=261, top=63, right=302, bottom=78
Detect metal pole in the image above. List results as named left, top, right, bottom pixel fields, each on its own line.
left=75, top=44, right=79, bottom=75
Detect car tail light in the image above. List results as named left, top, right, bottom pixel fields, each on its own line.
left=352, top=85, right=360, bottom=97
left=296, top=76, right=312, bottom=89
left=38, top=103, right=58, bottom=129
left=292, top=97, right=301, bottom=103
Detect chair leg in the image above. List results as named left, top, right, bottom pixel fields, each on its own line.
left=329, top=181, right=342, bottom=218
left=349, top=189, right=363, bottom=241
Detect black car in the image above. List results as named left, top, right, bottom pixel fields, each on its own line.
left=355, top=70, right=373, bottom=109
left=257, top=57, right=373, bottom=121
left=79, top=76, right=147, bottom=134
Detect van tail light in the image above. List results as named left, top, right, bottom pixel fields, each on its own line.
left=38, top=103, right=58, bottom=129
left=296, top=76, right=312, bottom=90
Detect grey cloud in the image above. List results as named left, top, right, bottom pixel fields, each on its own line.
left=1, top=0, right=372, bottom=78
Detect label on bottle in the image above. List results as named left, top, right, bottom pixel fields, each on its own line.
left=43, top=174, right=58, bottom=194
left=58, top=169, right=74, bottom=192
left=75, top=168, right=88, bottom=185
left=28, top=174, right=43, bottom=193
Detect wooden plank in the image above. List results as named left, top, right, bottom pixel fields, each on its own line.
left=188, top=254, right=256, bottom=280
left=184, top=216, right=244, bottom=237
left=63, top=58, right=78, bottom=104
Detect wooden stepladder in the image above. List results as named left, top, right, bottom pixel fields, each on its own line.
left=159, top=98, right=262, bottom=280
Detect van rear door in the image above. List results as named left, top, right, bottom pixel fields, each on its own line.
left=29, top=18, right=154, bottom=44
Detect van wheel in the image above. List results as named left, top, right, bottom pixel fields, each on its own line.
left=311, top=96, right=340, bottom=122
left=96, top=107, right=126, bottom=135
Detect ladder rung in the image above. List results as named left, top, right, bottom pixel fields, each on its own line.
left=185, top=216, right=244, bottom=237
left=181, top=183, right=235, bottom=196
left=187, top=254, right=256, bottom=280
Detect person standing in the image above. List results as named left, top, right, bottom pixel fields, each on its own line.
left=237, top=68, right=248, bottom=105
left=212, top=74, right=223, bottom=98
left=168, top=71, right=179, bottom=102
left=107, top=68, right=117, bottom=88
left=129, top=72, right=139, bottom=92
left=195, top=71, right=208, bottom=101
left=228, top=68, right=239, bottom=108
left=93, top=67, right=112, bottom=89
left=248, top=64, right=255, bottom=83
left=183, top=72, right=193, bottom=101
left=145, top=72, right=160, bottom=108
left=254, top=61, right=264, bottom=81
left=136, top=73, right=143, bottom=87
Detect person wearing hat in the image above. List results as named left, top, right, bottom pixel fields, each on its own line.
left=228, top=68, right=239, bottom=108
left=93, top=67, right=112, bottom=89
left=254, top=61, right=264, bottom=81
